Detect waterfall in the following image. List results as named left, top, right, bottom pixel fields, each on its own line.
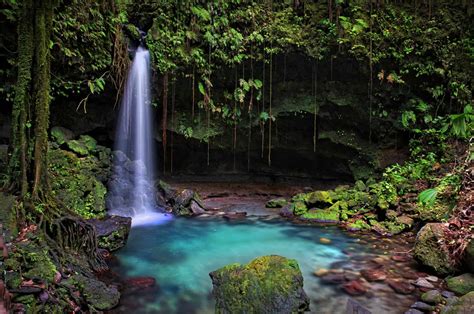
left=107, top=46, right=171, bottom=226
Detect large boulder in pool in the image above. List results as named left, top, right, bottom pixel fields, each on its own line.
left=156, top=180, right=207, bottom=216
left=413, top=223, right=457, bottom=275
left=88, top=215, right=132, bottom=251
left=209, top=255, right=310, bottom=313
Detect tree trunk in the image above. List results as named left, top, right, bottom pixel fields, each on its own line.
left=8, top=0, right=56, bottom=216
left=9, top=0, right=34, bottom=196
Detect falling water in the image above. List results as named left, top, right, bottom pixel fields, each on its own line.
left=107, top=46, right=171, bottom=226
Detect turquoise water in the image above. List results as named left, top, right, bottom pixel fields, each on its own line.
left=113, top=217, right=369, bottom=314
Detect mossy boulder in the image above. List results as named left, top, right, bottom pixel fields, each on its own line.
left=446, top=273, right=474, bottom=295
left=305, top=190, right=333, bottom=206
left=209, top=255, right=310, bottom=313
left=66, top=135, right=97, bottom=156
left=291, top=201, right=307, bottom=216
left=89, top=215, right=132, bottom=252
left=65, top=274, right=120, bottom=311
left=51, top=126, right=74, bottom=145
left=266, top=198, right=288, bottom=208
left=413, top=223, right=457, bottom=275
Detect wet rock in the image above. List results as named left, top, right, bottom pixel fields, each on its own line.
left=413, top=223, right=457, bottom=275
left=223, top=212, right=247, bottom=220
left=172, top=189, right=207, bottom=216
left=279, top=205, right=294, bottom=218
left=190, top=200, right=206, bottom=215
left=391, top=254, right=411, bottom=263
left=266, top=198, right=287, bottom=208
left=421, top=290, right=443, bottom=304
left=210, top=255, right=310, bottom=313
left=112, top=150, right=128, bottom=165
left=344, top=271, right=360, bottom=281
left=441, top=291, right=474, bottom=314
left=387, top=279, right=415, bottom=294
left=314, top=268, right=329, bottom=277
left=360, top=269, right=386, bottom=282
left=426, top=275, right=438, bottom=283
left=413, top=278, right=435, bottom=289
left=319, top=237, right=331, bottom=244
left=396, top=216, right=414, bottom=227
left=404, top=309, right=424, bottom=314
left=342, top=280, right=367, bottom=296
left=446, top=273, right=474, bottom=295
left=88, top=215, right=131, bottom=252
left=411, top=301, right=434, bottom=311
left=66, top=274, right=120, bottom=310
left=441, top=290, right=456, bottom=299
left=346, top=298, right=371, bottom=314
left=320, top=272, right=346, bottom=284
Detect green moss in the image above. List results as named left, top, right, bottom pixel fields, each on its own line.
left=304, top=190, right=333, bottom=205
left=79, top=135, right=97, bottom=151
left=125, top=23, right=141, bottom=41
left=210, top=255, right=309, bottom=313
left=50, top=126, right=73, bottom=145
left=446, top=273, right=474, bottom=295
left=348, top=219, right=370, bottom=230
left=301, top=209, right=339, bottom=222
left=5, top=271, right=22, bottom=289
left=291, top=201, right=307, bottom=216
left=266, top=198, right=287, bottom=208
left=49, top=145, right=109, bottom=219
left=4, top=258, right=21, bottom=271
left=67, top=139, right=89, bottom=155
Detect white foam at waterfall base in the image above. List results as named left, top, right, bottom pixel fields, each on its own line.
left=131, top=212, right=174, bottom=227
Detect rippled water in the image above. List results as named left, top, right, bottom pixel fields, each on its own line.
left=112, top=217, right=384, bottom=314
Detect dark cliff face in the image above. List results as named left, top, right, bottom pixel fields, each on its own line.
left=45, top=53, right=408, bottom=182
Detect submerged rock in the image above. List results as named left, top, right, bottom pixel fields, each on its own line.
left=209, top=255, right=310, bottom=313
left=88, top=215, right=132, bottom=252
left=413, top=223, right=457, bottom=275
left=387, top=279, right=415, bottom=295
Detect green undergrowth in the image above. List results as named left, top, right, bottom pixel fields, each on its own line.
left=287, top=138, right=463, bottom=235
left=49, top=129, right=111, bottom=219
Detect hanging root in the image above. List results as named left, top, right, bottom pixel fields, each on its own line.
left=47, top=217, right=108, bottom=272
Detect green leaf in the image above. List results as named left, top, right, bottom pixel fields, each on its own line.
left=418, top=188, right=438, bottom=207
left=198, top=82, right=206, bottom=95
